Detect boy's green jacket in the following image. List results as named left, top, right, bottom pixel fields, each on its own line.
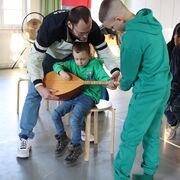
left=53, top=58, right=110, bottom=103
left=120, top=8, right=172, bottom=92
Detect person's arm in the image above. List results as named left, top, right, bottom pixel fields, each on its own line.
left=96, top=45, right=120, bottom=82
left=120, top=47, right=142, bottom=91
left=27, top=12, right=68, bottom=100
left=27, top=45, right=46, bottom=87
left=53, top=62, right=71, bottom=80
left=89, top=21, right=120, bottom=81
left=27, top=11, right=68, bottom=87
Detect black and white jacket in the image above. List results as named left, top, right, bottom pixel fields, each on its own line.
left=27, top=10, right=119, bottom=87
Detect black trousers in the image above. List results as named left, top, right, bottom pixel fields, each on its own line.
left=165, top=90, right=180, bottom=125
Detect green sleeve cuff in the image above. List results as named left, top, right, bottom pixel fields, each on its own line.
left=53, top=63, right=64, bottom=74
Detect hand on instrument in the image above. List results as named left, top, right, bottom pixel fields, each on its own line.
left=110, top=71, right=121, bottom=88
left=107, top=81, right=117, bottom=90
left=59, top=70, right=72, bottom=80
left=36, top=85, right=59, bottom=100
left=111, top=71, right=120, bottom=81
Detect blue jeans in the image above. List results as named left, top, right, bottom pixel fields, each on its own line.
left=51, top=94, right=95, bottom=144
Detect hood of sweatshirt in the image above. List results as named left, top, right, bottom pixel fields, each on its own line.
left=125, top=8, right=162, bottom=35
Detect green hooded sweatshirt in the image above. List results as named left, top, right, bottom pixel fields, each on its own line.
left=120, top=8, right=172, bottom=93
left=53, top=58, right=110, bottom=104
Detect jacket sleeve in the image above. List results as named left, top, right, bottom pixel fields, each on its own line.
left=120, top=47, right=142, bottom=91
left=27, top=46, right=46, bottom=87
left=53, top=62, right=65, bottom=74
left=95, top=44, right=120, bottom=74
left=27, top=12, right=67, bottom=87
left=88, top=21, right=120, bottom=74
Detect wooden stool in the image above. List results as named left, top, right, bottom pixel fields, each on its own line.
left=45, top=100, right=62, bottom=111
left=84, top=106, right=115, bottom=161
left=17, top=78, right=30, bottom=115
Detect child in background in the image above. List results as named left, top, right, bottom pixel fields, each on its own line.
left=165, top=25, right=180, bottom=139
left=52, top=42, right=115, bottom=166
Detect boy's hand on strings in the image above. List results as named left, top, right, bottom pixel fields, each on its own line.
left=59, top=70, right=72, bottom=80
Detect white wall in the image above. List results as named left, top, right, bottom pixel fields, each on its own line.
left=129, top=0, right=180, bottom=42
left=130, top=0, right=180, bottom=28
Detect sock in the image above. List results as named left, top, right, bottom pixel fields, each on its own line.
left=21, top=135, right=28, bottom=140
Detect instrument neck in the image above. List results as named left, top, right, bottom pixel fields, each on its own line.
left=84, top=81, right=110, bottom=85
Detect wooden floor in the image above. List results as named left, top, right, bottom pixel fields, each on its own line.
left=0, top=68, right=179, bottom=180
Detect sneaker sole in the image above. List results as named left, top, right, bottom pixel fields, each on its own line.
left=17, top=147, right=31, bottom=159
left=167, top=130, right=176, bottom=140
left=17, top=152, right=30, bottom=159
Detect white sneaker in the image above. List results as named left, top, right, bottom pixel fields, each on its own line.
left=17, top=138, right=32, bottom=158
left=81, top=130, right=94, bottom=143
left=165, top=121, right=179, bottom=140
left=96, top=99, right=112, bottom=109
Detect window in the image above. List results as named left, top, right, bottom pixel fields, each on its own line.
left=0, top=0, right=27, bottom=29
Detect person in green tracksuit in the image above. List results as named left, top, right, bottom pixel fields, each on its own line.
left=99, top=0, right=172, bottom=180
left=52, top=42, right=114, bottom=166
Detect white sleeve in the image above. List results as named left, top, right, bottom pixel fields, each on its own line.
left=27, top=46, right=45, bottom=83
left=95, top=42, right=119, bottom=72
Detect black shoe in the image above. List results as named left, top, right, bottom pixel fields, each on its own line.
left=55, top=134, right=70, bottom=156
left=64, top=143, right=83, bottom=166
left=132, top=174, right=154, bottom=180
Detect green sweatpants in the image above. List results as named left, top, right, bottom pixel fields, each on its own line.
left=114, top=87, right=170, bottom=180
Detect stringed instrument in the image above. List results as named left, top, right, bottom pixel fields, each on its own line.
left=43, top=71, right=117, bottom=100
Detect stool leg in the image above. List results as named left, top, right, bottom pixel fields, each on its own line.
left=45, top=100, right=49, bottom=110
left=84, top=112, right=91, bottom=161
left=65, top=112, right=71, bottom=125
left=110, top=108, right=115, bottom=154
left=94, top=111, right=98, bottom=144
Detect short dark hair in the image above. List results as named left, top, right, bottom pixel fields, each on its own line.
left=99, top=0, right=111, bottom=22
left=175, top=25, right=180, bottom=37
left=72, top=42, right=90, bottom=55
left=68, top=6, right=91, bottom=25
left=170, top=23, right=180, bottom=41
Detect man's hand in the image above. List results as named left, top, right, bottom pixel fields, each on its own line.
left=36, top=85, right=59, bottom=100
left=107, top=81, right=117, bottom=90
left=110, top=71, right=121, bottom=88
left=59, top=70, right=72, bottom=80
left=111, top=71, right=120, bottom=81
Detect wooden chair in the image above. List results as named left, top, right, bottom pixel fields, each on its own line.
left=84, top=106, right=115, bottom=161
left=62, top=103, right=116, bottom=161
